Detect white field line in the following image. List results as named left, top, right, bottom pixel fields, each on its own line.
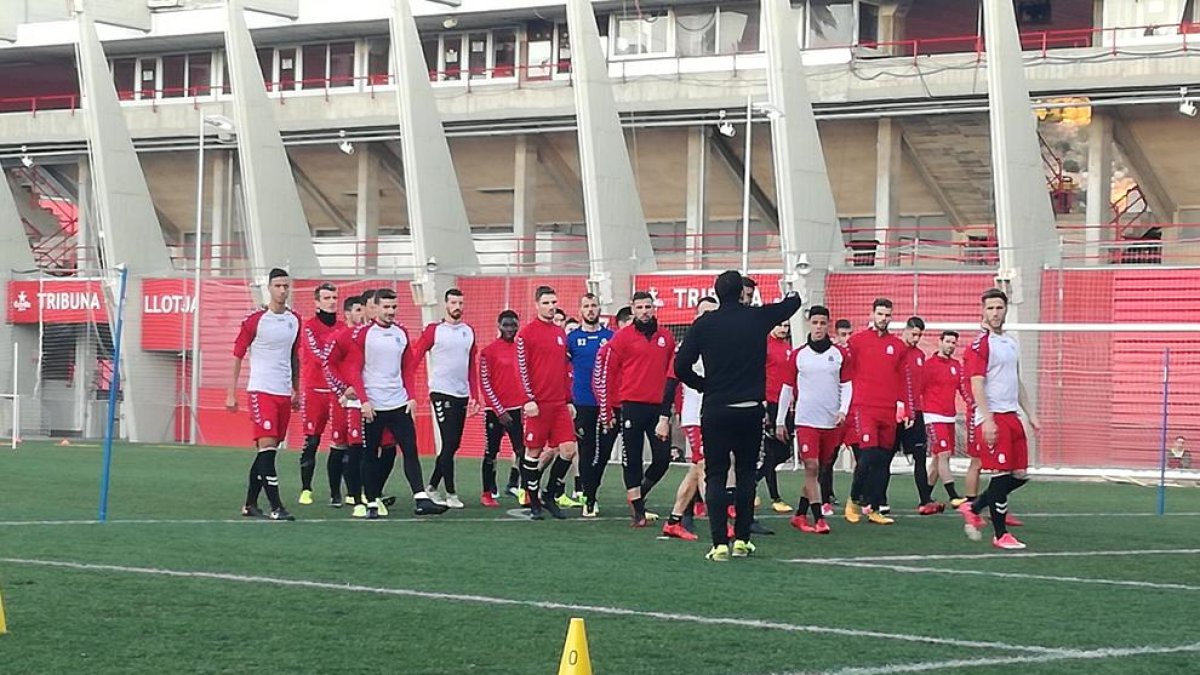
left=782, top=548, right=1200, bottom=564
left=794, top=559, right=1200, bottom=592
left=2, top=512, right=1200, bottom=527
left=0, top=556, right=1071, bottom=656
left=778, top=641, right=1200, bottom=675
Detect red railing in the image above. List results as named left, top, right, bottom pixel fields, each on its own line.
left=15, top=166, right=83, bottom=272
left=1038, top=134, right=1075, bottom=214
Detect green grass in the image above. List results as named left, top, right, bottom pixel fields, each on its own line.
left=1, top=441, right=1199, bottom=674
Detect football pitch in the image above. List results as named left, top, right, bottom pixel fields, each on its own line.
left=1, top=442, right=1199, bottom=674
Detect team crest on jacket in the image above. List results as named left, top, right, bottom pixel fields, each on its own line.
left=951, top=366, right=958, bottom=375
left=886, top=345, right=894, bottom=355
left=556, top=336, right=564, bottom=346
left=917, top=357, right=924, bottom=366
left=657, top=336, right=666, bottom=347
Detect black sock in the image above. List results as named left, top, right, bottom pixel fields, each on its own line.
left=299, top=435, right=319, bottom=491
left=327, top=447, right=345, bottom=499
left=379, top=445, right=397, bottom=495
left=574, top=476, right=583, bottom=495
left=547, top=457, right=572, bottom=498
left=796, top=496, right=811, bottom=518
left=631, top=497, right=646, bottom=518
left=521, top=456, right=542, bottom=496
left=343, top=445, right=363, bottom=504
left=810, top=502, right=823, bottom=522
left=990, top=501, right=1008, bottom=536
left=259, top=449, right=282, bottom=510
left=668, top=513, right=682, bottom=525
left=944, top=481, right=960, bottom=500
left=245, top=460, right=263, bottom=507
left=507, top=466, right=520, bottom=490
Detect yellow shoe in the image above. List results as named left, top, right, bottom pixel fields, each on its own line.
left=731, top=540, right=756, bottom=558
left=555, top=493, right=584, bottom=509
left=705, top=544, right=730, bottom=562
left=344, top=495, right=356, bottom=506
left=950, top=497, right=969, bottom=508
left=844, top=501, right=862, bottom=524
left=377, top=501, right=389, bottom=517
left=298, top=489, right=314, bottom=505
left=351, top=504, right=367, bottom=518
left=771, top=499, right=791, bottom=513
left=754, top=495, right=762, bottom=508
left=868, top=511, right=895, bottom=525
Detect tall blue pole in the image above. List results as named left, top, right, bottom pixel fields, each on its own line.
left=98, top=264, right=130, bottom=522
left=1157, top=347, right=1171, bottom=516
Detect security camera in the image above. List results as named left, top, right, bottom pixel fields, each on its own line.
left=1181, top=100, right=1198, bottom=118
left=716, top=110, right=736, bottom=138
left=442, top=17, right=458, bottom=29
left=20, top=154, right=33, bottom=169
left=425, top=257, right=438, bottom=274
left=337, top=130, right=354, bottom=155
left=795, top=253, right=812, bottom=276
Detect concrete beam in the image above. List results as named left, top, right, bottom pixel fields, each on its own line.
left=355, top=147, right=380, bottom=274
left=289, top=157, right=354, bottom=234
left=0, top=174, right=39, bottom=439
left=76, top=10, right=177, bottom=443
left=685, top=127, right=708, bottom=270
left=565, top=0, right=656, bottom=309
left=513, top=135, right=539, bottom=267
left=377, top=141, right=408, bottom=197
left=224, top=0, right=320, bottom=281
left=1112, top=112, right=1178, bottom=224
left=534, top=136, right=585, bottom=215
left=901, top=136, right=967, bottom=228
left=762, top=0, right=843, bottom=314
left=391, top=0, right=479, bottom=322
left=875, top=118, right=902, bottom=265
left=708, top=128, right=779, bottom=230
left=1084, top=111, right=1114, bottom=259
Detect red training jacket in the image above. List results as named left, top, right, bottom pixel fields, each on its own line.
left=516, top=317, right=572, bottom=405
left=765, top=335, right=792, bottom=404
left=299, top=315, right=339, bottom=392
left=323, top=320, right=419, bottom=401
left=847, top=328, right=907, bottom=411
left=478, top=338, right=524, bottom=412
left=598, top=324, right=676, bottom=409
left=922, top=353, right=971, bottom=418
left=901, top=344, right=926, bottom=413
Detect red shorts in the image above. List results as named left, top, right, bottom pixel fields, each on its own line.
left=973, top=413, right=1028, bottom=472
left=849, top=406, right=897, bottom=450
left=795, top=426, right=840, bottom=464
left=302, top=389, right=334, bottom=437
left=524, top=402, right=575, bottom=450
left=331, top=403, right=363, bottom=446
left=249, top=391, right=292, bottom=443
left=683, top=425, right=704, bottom=463
left=830, top=423, right=846, bottom=449
left=926, top=422, right=956, bottom=456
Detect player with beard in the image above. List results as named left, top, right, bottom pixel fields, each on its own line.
left=478, top=310, right=526, bottom=507
left=297, top=282, right=340, bottom=507
left=589, top=306, right=634, bottom=516
left=923, top=330, right=971, bottom=508
left=597, top=291, right=677, bottom=527
left=567, top=294, right=615, bottom=517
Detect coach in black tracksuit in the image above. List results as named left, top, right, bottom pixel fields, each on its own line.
left=674, top=271, right=802, bottom=551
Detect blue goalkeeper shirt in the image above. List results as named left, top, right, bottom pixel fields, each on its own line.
left=566, top=325, right=613, bottom=407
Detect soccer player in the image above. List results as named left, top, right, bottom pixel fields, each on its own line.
left=564, top=317, right=581, bottom=334
left=325, top=288, right=445, bottom=518
left=897, top=316, right=934, bottom=514
left=516, top=286, right=577, bottom=520
left=588, top=305, right=634, bottom=516
left=329, top=295, right=366, bottom=509
left=661, top=296, right=718, bottom=541
left=478, top=310, right=525, bottom=507
left=845, top=298, right=908, bottom=526
left=358, top=289, right=399, bottom=509
left=414, top=288, right=479, bottom=509
left=759, top=320, right=794, bottom=512
left=227, top=268, right=300, bottom=521
left=567, top=293, right=615, bottom=517
left=776, top=305, right=851, bottom=535
left=675, top=270, right=801, bottom=561
left=923, top=330, right=971, bottom=508
left=958, top=288, right=1040, bottom=549
left=598, top=291, right=677, bottom=527
left=818, top=318, right=855, bottom=515
left=297, top=282, right=340, bottom=507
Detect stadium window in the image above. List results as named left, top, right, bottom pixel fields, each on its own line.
left=329, top=42, right=355, bottom=87
left=527, top=20, right=555, bottom=79
left=857, top=2, right=879, bottom=45
left=188, top=52, right=212, bottom=96
left=467, top=32, right=488, bottom=79
left=367, top=37, right=390, bottom=85
left=556, top=22, right=572, bottom=75
left=162, top=54, right=186, bottom=98
left=493, top=29, right=517, bottom=78
left=675, top=9, right=718, bottom=57
left=612, top=10, right=670, bottom=57
left=723, top=5, right=761, bottom=53
left=112, top=58, right=136, bottom=100
left=806, top=0, right=855, bottom=49
left=442, top=34, right=464, bottom=80
left=256, top=47, right=273, bottom=89
left=301, top=44, right=326, bottom=89
left=676, top=5, right=762, bottom=57
left=421, top=36, right=439, bottom=81
left=278, top=47, right=297, bottom=89
left=138, top=57, right=157, bottom=99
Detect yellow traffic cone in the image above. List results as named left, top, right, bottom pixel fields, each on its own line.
left=557, top=617, right=592, bottom=675
left=0, top=587, right=8, bottom=635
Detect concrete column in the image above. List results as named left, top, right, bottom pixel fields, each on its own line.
left=513, top=135, right=538, bottom=267
left=355, top=147, right=380, bottom=275
left=685, top=127, right=708, bottom=270
left=392, top=0, right=480, bottom=324
left=76, top=10, right=180, bottom=443
left=209, top=150, right=229, bottom=274
left=224, top=0, right=320, bottom=283
left=983, top=0, right=1061, bottom=464
left=875, top=118, right=902, bottom=267
left=565, top=0, right=657, bottom=311
left=762, top=0, right=843, bottom=323
left=76, top=158, right=93, bottom=268
left=1084, top=113, right=1114, bottom=263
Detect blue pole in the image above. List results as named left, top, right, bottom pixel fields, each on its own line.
left=1157, top=347, right=1171, bottom=517
left=98, top=265, right=130, bottom=522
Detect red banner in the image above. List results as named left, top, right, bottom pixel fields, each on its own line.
left=634, top=272, right=784, bottom=324
left=141, top=278, right=196, bottom=350
left=6, top=279, right=107, bottom=324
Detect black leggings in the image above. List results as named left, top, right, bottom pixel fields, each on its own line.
left=364, top=407, right=425, bottom=501
left=575, top=404, right=619, bottom=504
left=483, top=409, right=524, bottom=495
left=895, top=412, right=932, bottom=505
left=702, top=404, right=763, bottom=545
left=758, top=402, right=792, bottom=501
left=428, top=393, right=469, bottom=494
left=620, top=402, right=672, bottom=496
